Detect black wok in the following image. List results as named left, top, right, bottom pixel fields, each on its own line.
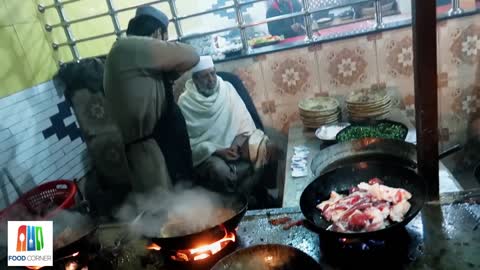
left=211, top=244, right=321, bottom=270
left=300, top=161, right=426, bottom=238
left=312, top=138, right=462, bottom=177
left=137, top=192, right=248, bottom=250
left=51, top=211, right=98, bottom=260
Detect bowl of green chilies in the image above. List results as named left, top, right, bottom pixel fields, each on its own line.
left=336, top=120, right=408, bottom=143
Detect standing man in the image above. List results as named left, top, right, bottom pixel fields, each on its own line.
left=104, top=6, right=199, bottom=195
left=266, top=0, right=305, bottom=38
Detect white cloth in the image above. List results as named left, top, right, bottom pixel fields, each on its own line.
left=248, top=129, right=270, bottom=169
left=191, top=55, right=215, bottom=73
left=178, top=76, right=257, bottom=166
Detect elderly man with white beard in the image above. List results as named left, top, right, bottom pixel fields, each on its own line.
left=178, top=56, right=276, bottom=206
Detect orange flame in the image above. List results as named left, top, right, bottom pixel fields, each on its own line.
left=160, top=228, right=236, bottom=262
left=193, top=253, right=210, bottom=261
left=65, top=261, right=78, bottom=270
left=146, top=243, right=161, bottom=251
left=189, top=232, right=235, bottom=260
left=26, top=267, right=43, bottom=270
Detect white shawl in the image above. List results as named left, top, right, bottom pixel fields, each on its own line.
left=178, top=76, right=257, bottom=166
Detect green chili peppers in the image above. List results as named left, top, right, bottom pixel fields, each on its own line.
left=337, top=122, right=407, bottom=142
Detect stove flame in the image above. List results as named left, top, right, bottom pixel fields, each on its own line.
left=65, top=261, right=78, bottom=270
left=146, top=243, right=161, bottom=251
left=189, top=231, right=235, bottom=259
left=165, top=228, right=236, bottom=262
left=193, top=253, right=210, bottom=261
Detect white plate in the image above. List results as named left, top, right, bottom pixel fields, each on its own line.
left=315, top=123, right=351, bottom=141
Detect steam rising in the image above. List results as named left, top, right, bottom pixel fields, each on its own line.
left=115, top=184, right=232, bottom=238
left=0, top=207, right=94, bottom=259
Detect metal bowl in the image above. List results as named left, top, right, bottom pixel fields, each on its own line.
left=315, top=122, right=350, bottom=141
left=336, top=120, right=409, bottom=143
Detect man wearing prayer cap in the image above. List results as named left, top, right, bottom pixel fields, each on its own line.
left=178, top=56, right=277, bottom=206
left=127, top=5, right=170, bottom=40
left=104, top=5, right=200, bottom=196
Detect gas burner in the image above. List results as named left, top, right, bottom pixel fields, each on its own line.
left=319, top=228, right=413, bottom=267
left=336, top=237, right=386, bottom=251
left=144, top=229, right=239, bottom=270
left=23, top=251, right=86, bottom=270
left=22, top=237, right=116, bottom=270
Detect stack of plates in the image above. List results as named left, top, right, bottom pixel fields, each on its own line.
left=298, top=97, right=341, bottom=129
left=346, top=89, right=392, bottom=121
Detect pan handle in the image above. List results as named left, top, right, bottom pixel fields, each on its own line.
left=439, top=144, right=462, bottom=160
left=407, top=144, right=462, bottom=170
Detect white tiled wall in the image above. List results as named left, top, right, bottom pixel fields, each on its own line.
left=0, top=81, right=91, bottom=210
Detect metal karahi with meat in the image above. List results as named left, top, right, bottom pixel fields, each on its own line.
left=317, top=178, right=412, bottom=233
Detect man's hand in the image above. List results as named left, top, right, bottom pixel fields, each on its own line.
left=291, top=23, right=305, bottom=33
left=215, top=147, right=240, bottom=161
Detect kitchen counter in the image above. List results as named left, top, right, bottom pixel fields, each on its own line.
left=2, top=189, right=478, bottom=269
left=96, top=189, right=480, bottom=270
left=282, top=109, right=462, bottom=208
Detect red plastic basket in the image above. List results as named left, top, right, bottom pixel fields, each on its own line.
left=0, top=179, right=77, bottom=221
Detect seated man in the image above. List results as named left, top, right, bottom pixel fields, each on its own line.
left=178, top=56, right=276, bottom=202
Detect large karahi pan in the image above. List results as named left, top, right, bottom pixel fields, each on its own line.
left=135, top=192, right=248, bottom=250
left=311, top=138, right=461, bottom=176
left=300, top=161, right=427, bottom=238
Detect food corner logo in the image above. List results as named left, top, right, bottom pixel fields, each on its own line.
left=7, top=221, right=53, bottom=267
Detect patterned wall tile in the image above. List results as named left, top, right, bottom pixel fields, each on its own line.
left=438, top=15, right=480, bottom=79
left=376, top=27, right=415, bottom=123
left=437, top=15, right=480, bottom=171
left=316, top=35, right=378, bottom=106
left=0, top=81, right=90, bottom=209
left=215, top=57, right=273, bottom=127
left=269, top=103, right=301, bottom=136
left=260, top=47, right=322, bottom=107
left=42, top=100, right=83, bottom=142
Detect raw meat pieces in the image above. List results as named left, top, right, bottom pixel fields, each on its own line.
left=317, top=178, right=412, bottom=233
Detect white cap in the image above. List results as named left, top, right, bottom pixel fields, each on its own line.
left=191, top=55, right=214, bottom=74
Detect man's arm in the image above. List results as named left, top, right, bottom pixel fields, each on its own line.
left=120, top=37, right=200, bottom=73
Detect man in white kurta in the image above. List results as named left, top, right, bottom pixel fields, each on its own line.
left=178, top=56, right=271, bottom=194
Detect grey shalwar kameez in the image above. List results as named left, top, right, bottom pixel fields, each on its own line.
left=104, top=36, right=199, bottom=194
